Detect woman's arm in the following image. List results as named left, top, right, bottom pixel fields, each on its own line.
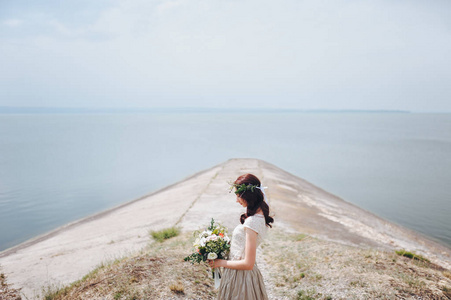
left=208, top=228, right=257, bottom=271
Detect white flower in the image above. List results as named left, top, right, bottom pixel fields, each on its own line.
left=207, top=234, right=218, bottom=242
left=207, top=252, right=218, bottom=260
left=200, top=237, right=206, bottom=247
left=224, top=236, right=230, bottom=242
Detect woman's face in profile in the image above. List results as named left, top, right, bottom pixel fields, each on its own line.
left=236, top=195, right=247, bottom=207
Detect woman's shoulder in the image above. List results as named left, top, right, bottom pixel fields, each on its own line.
left=244, top=213, right=264, bottom=222
left=244, top=214, right=266, bottom=233
left=252, top=213, right=265, bottom=219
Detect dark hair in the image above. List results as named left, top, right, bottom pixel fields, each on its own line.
left=234, top=173, right=274, bottom=228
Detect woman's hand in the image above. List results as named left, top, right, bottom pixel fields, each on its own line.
left=208, top=259, right=225, bottom=268
left=208, top=228, right=257, bottom=271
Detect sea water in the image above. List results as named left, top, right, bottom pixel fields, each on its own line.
left=0, top=112, right=450, bottom=251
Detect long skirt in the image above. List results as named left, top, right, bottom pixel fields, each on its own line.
left=217, top=265, right=268, bottom=300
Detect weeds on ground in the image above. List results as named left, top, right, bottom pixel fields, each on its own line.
left=395, top=249, right=430, bottom=263
left=35, top=226, right=451, bottom=300
left=444, top=271, right=451, bottom=280
left=296, top=288, right=316, bottom=300
left=262, top=227, right=451, bottom=299
left=0, top=271, right=22, bottom=300
left=149, top=226, right=180, bottom=242
left=169, top=281, right=185, bottom=294
left=41, top=232, right=215, bottom=299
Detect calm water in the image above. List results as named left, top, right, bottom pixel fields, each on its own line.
left=0, top=113, right=450, bottom=251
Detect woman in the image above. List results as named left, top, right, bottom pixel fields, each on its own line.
left=208, top=173, right=274, bottom=300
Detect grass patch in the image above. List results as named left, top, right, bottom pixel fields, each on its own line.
left=18, top=227, right=451, bottom=300
left=442, top=285, right=451, bottom=299
left=395, top=250, right=430, bottom=263
left=0, top=270, right=22, bottom=300
left=262, top=228, right=451, bottom=299
left=149, top=227, right=180, bottom=242
left=443, top=271, right=451, bottom=280
left=37, top=232, right=215, bottom=299
left=169, top=281, right=185, bottom=294
left=294, top=233, right=308, bottom=242
left=42, top=284, right=65, bottom=300
left=297, top=288, right=316, bottom=300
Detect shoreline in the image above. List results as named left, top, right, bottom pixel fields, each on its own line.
left=1, top=158, right=450, bottom=298
left=3, top=167, right=450, bottom=257
left=2, top=172, right=450, bottom=258
left=0, top=162, right=221, bottom=258
left=259, top=160, right=451, bottom=261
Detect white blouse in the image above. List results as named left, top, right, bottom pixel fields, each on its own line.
left=229, top=214, right=267, bottom=261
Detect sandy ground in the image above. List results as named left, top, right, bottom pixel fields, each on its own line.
left=1, top=158, right=450, bottom=299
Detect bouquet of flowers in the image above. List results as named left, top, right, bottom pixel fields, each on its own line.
left=184, top=218, right=231, bottom=287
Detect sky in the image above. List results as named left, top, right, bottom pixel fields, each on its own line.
left=1, top=0, right=450, bottom=112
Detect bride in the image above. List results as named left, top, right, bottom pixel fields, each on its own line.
left=208, top=173, right=274, bottom=300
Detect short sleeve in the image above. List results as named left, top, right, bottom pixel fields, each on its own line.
left=243, top=215, right=265, bottom=235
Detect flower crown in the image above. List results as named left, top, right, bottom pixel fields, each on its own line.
left=229, top=183, right=260, bottom=194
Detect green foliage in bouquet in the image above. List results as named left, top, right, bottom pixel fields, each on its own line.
left=184, top=218, right=231, bottom=264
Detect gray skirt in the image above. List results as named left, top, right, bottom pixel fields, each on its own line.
left=217, top=265, right=268, bottom=300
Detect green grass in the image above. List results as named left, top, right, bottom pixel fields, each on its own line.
left=42, top=259, right=124, bottom=300
left=149, top=227, right=180, bottom=242
left=42, top=285, right=63, bottom=300
left=395, top=250, right=430, bottom=263
left=294, top=233, right=308, bottom=241
left=296, top=288, right=317, bottom=300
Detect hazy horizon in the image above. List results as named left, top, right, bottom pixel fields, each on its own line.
left=0, top=105, right=429, bottom=113
left=2, top=105, right=451, bottom=114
